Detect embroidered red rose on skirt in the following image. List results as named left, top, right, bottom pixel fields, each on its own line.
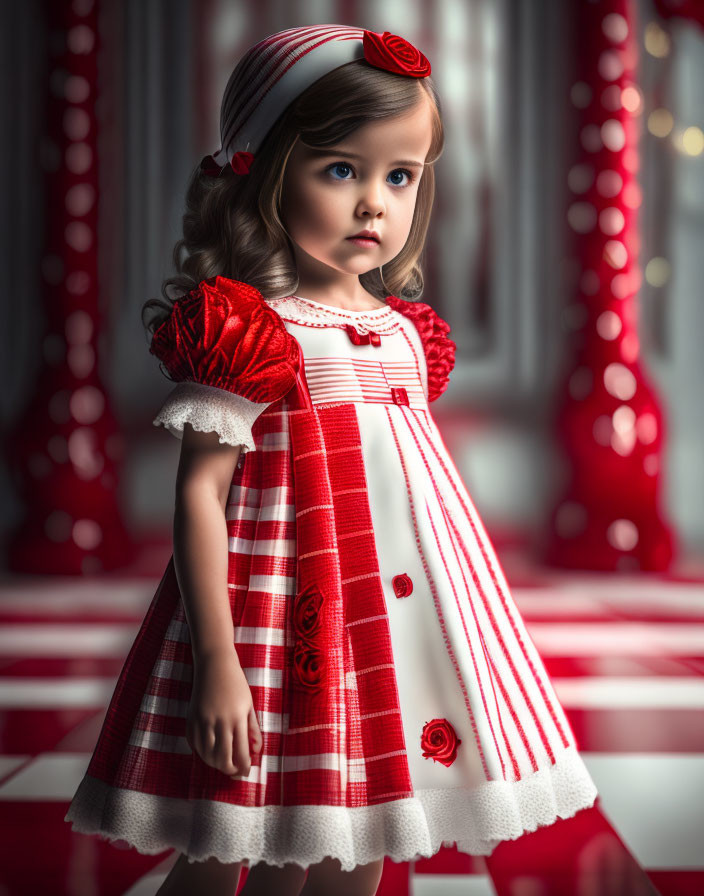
left=420, top=718, right=462, bottom=767
left=363, top=30, right=431, bottom=78
left=293, top=582, right=325, bottom=639
left=291, top=583, right=327, bottom=692
left=292, top=638, right=326, bottom=691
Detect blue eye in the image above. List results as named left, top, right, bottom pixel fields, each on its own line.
left=388, top=169, right=412, bottom=187
left=325, top=162, right=414, bottom=187
left=328, top=163, right=353, bottom=180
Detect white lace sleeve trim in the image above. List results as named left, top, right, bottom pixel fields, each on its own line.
left=152, top=382, right=272, bottom=452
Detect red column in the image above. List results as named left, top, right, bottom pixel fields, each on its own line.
left=544, top=0, right=675, bottom=571
left=7, top=0, right=131, bottom=574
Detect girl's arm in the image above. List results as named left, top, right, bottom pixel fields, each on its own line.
left=173, top=423, right=263, bottom=778
left=174, top=423, right=239, bottom=657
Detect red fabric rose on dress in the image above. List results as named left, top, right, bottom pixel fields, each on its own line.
left=293, top=583, right=325, bottom=639
left=293, top=638, right=327, bottom=692
left=150, top=275, right=301, bottom=404
left=420, top=718, right=462, bottom=767
left=392, top=573, right=414, bottom=598
left=363, top=30, right=431, bottom=78
left=384, top=296, right=457, bottom=402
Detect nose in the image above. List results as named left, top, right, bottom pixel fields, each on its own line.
left=356, top=178, right=386, bottom=218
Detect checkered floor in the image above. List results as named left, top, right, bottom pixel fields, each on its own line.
left=1, top=572, right=702, bottom=895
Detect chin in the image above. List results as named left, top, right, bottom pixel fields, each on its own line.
left=324, top=259, right=375, bottom=275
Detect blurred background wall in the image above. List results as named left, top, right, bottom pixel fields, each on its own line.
left=1, top=0, right=702, bottom=575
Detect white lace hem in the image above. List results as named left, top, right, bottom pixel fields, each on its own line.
left=152, top=382, right=271, bottom=453
left=64, top=745, right=598, bottom=871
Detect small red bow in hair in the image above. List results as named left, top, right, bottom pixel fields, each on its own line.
left=200, top=150, right=255, bottom=177
left=200, top=154, right=223, bottom=177
left=230, top=151, right=254, bottom=175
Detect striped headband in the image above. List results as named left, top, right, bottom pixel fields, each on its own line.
left=200, top=24, right=432, bottom=177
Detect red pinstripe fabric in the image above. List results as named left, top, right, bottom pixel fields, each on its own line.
left=412, top=409, right=575, bottom=754
left=383, top=407, right=493, bottom=782
left=384, top=398, right=578, bottom=782
left=219, top=25, right=364, bottom=159
left=413, top=413, right=557, bottom=772
left=221, top=26, right=359, bottom=132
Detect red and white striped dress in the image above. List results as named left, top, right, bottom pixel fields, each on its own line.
left=64, top=277, right=598, bottom=871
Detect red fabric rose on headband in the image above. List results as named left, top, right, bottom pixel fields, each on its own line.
left=363, top=30, right=431, bottom=78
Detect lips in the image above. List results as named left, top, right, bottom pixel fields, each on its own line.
left=347, top=232, right=380, bottom=243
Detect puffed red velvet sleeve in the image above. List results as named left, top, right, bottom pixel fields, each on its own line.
left=385, top=296, right=457, bottom=402
left=149, top=275, right=301, bottom=452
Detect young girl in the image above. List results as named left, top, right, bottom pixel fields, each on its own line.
left=65, top=24, right=599, bottom=896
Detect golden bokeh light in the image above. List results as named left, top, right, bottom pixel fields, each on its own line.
left=644, top=21, right=670, bottom=58
left=647, top=108, right=674, bottom=138
left=682, top=126, right=704, bottom=156
left=644, top=257, right=671, bottom=288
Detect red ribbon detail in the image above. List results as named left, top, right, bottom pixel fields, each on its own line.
left=391, top=387, right=409, bottom=406
left=344, top=324, right=382, bottom=346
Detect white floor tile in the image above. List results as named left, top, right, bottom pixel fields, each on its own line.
left=0, top=624, right=138, bottom=656
left=553, top=676, right=704, bottom=708
left=0, top=678, right=116, bottom=707
left=526, top=623, right=704, bottom=655
left=0, top=752, right=90, bottom=800
left=583, top=753, right=704, bottom=868
left=0, top=755, right=31, bottom=782
left=413, top=874, right=496, bottom=895
left=0, top=580, right=155, bottom=614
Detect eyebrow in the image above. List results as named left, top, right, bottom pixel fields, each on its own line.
left=306, top=148, right=425, bottom=168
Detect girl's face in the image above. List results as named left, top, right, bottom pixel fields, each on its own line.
left=280, top=91, right=434, bottom=292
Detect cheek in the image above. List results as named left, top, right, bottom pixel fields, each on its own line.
left=391, top=193, right=418, bottom=238
left=288, top=187, right=341, bottom=240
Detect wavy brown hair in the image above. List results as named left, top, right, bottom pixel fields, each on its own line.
left=142, top=59, right=444, bottom=334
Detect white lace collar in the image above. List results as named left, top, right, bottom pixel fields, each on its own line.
left=266, top=295, right=401, bottom=333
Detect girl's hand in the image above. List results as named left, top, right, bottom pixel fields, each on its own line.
left=185, top=648, right=263, bottom=778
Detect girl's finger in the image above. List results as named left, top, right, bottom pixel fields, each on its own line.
left=248, top=706, right=263, bottom=753
left=213, top=719, right=236, bottom=775
left=233, top=716, right=251, bottom=776
left=200, top=723, right=216, bottom=764
left=190, top=724, right=205, bottom=762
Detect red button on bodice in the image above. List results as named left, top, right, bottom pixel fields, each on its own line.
left=391, top=387, right=409, bottom=406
